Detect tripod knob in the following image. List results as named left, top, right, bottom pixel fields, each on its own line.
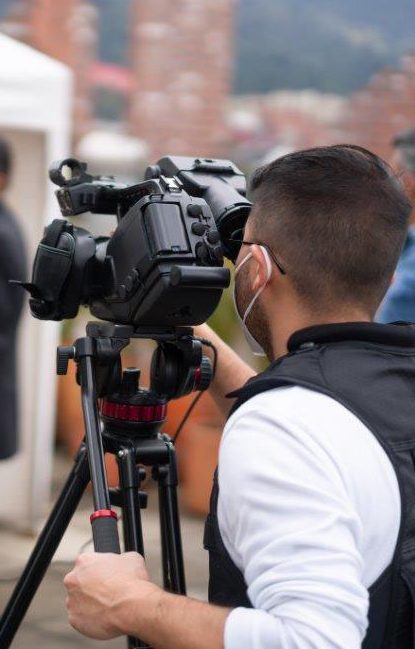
left=56, top=345, right=75, bottom=375
left=121, top=368, right=140, bottom=395
left=195, top=355, right=213, bottom=391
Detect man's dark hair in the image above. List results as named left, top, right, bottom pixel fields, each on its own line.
left=392, top=128, right=415, bottom=173
left=250, top=144, right=412, bottom=314
left=0, top=137, right=12, bottom=176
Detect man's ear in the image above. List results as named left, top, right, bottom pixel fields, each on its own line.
left=250, top=244, right=270, bottom=290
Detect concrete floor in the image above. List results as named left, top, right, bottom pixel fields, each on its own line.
left=0, top=451, right=208, bottom=648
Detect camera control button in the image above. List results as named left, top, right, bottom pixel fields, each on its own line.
left=191, top=222, right=207, bottom=236
left=187, top=204, right=203, bottom=218
left=118, top=285, right=127, bottom=300
left=206, top=230, right=220, bottom=244
left=125, top=275, right=134, bottom=292
left=124, top=270, right=140, bottom=294
left=196, top=241, right=209, bottom=264
left=131, top=269, right=140, bottom=283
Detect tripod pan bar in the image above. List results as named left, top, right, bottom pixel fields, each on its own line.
left=77, top=337, right=120, bottom=554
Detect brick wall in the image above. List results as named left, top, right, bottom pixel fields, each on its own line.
left=337, top=54, right=415, bottom=163
left=31, top=0, right=97, bottom=140
left=129, top=0, right=234, bottom=160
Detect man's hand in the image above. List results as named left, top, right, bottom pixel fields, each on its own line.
left=193, top=323, right=256, bottom=418
left=64, top=551, right=161, bottom=640
left=64, top=550, right=230, bottom=649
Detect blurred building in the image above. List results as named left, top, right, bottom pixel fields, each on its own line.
left=129, top=0, right=234, bottom=159
left=226, top=90, right=347, bottom=168
left=2, top=1, right=412, bottom=169
left=0, top=0, right=97, bottom=141
left=226, top=51, right=415, bottom=171
left=337, top=53, right=415, bottom=162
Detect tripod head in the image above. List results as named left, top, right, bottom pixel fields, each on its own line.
left=57, top=322, right=213, bottom=439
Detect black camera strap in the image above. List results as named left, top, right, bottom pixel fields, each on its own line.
left=17, top=219, right=76, bottom=318
left=42, top=218, right=67, bottom=247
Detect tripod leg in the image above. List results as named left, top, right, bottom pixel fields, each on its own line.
left=117, top=447, right=150, bottom=649
left=157, top=443, right=186, bottom=595
left=158, top=484, right=171, bottom=591
left=117, top=447, right=145, bottom=555
left=0, top=444, right=90, bottom=649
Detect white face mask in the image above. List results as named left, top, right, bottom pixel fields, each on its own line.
left=233, top=245, right=272, bottom=356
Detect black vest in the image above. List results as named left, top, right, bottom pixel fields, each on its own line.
left=204, top=322, right=415, bottom=648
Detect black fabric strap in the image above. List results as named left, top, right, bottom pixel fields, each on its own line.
left=42, top=219, right=67, bottom=248
left=288, top=322, right=415, bottom=352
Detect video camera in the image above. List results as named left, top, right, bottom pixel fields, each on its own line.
left=21, top=156, right=251, bottom=327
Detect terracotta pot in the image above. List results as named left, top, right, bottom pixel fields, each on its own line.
left=164, top=391, right=224, bottom=516
left=55, top=353, right=83, bottom=449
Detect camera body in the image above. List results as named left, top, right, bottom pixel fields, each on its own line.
left=24, top=156, right=251, bottom=328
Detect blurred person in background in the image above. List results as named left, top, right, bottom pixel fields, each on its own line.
left=65, top=145, right=415, bottom=649
left=377, top=128, right=415, bottom=322
left=0, top=137, right=27, bottom=460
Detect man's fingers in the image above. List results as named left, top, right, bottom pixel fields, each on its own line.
left=75, top=552, right=92, bottom=567
left=63, top=571, right=76, bottom=589
left=124, top=551, right=144, bottom=562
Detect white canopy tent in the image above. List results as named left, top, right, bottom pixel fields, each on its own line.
left=0, top=34, right=72, bottom=530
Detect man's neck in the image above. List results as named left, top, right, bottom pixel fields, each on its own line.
left=271, top=308, right=372, bottom=360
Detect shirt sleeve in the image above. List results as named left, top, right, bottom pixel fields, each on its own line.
left=218, top=396, right=369, bottom=649
left=377, top=243, right=415, bottom=323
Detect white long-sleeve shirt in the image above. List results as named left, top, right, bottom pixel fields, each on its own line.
left=218, top=386, right=401, bottom=649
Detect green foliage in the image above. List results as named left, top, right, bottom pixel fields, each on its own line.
left=234, top=0, right=415, bottom=95
left=207, top=262, right=238, bottom=344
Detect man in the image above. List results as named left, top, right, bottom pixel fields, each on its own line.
left=65, top=145, right=415, bottom=649
left=0, top=137, right=26, bottom=459
left=377, top=128, right=415, bottom=322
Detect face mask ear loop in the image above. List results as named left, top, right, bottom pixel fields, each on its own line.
left=261, top=245, right=272, bottom=283
left=242, top=246, right=272, bottom=324
left=234, top=251, right=252, bottom=277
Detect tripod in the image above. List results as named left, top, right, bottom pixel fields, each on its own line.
left=0, top=322, right=211, bottom=648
